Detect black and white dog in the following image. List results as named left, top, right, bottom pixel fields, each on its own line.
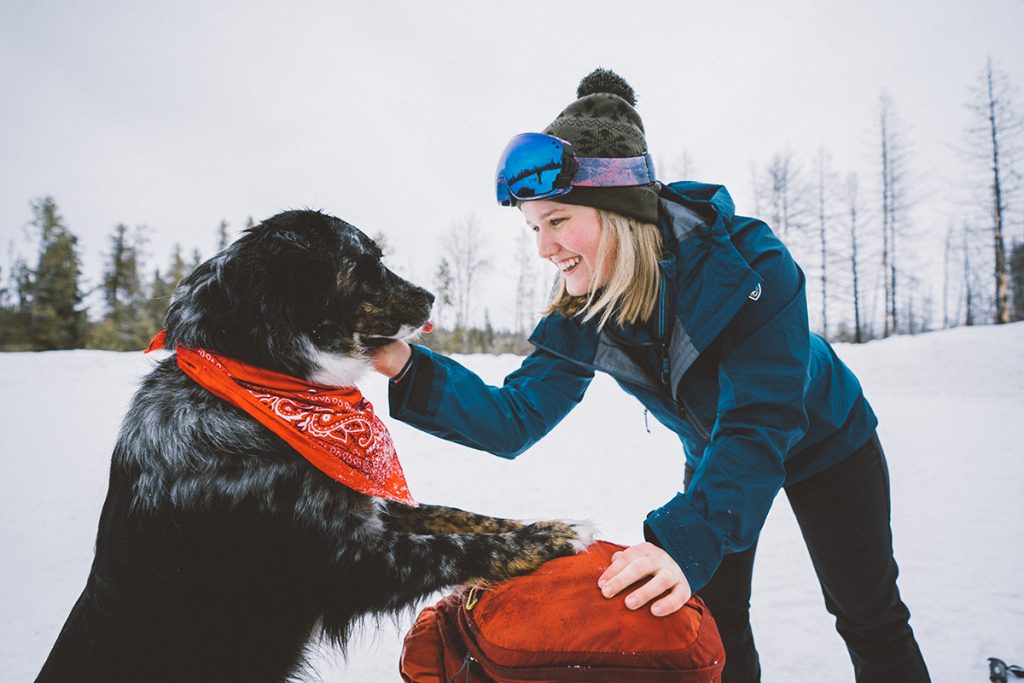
left=37, top=210, right=588, bottom=683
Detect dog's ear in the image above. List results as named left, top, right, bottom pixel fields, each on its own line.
left=163, top=220, right=338, bottom=377
left=163, top=251, right=236, bottom=352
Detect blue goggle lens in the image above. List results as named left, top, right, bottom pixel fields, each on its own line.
left=495, top=133, right=577, bottom=206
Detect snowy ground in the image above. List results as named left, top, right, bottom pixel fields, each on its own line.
left=2, top=323, right=1022, bottom=682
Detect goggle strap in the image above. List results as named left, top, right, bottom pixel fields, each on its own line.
left=573, top=154, right=656, bottom=187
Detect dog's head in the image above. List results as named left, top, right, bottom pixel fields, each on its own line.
left=163, top=210, right=434, bottom=385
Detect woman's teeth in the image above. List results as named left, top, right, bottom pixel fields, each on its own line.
left=558, top=256, right=582, bottom=272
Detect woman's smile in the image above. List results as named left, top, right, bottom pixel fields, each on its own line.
left=556, top=255, right=582, bottom=272
left=521, top=200, right=606, bottom=297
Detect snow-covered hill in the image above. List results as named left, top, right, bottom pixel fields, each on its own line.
left=2, top=324, right=1022, bottom=681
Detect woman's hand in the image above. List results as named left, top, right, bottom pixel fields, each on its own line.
left=597, top=542, right=691, bottom=617
left=370, top=340, right=412, bottom=378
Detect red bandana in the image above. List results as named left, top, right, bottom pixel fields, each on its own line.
left=146, top=330, right=416, bottom=506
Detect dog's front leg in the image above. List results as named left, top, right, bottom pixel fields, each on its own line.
left=380, top=501, right=525, bottom=535
left=335, top=520, right=592, bottom=618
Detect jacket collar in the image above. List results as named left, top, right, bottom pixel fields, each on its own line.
left=529, top=182, right=762, bottom=394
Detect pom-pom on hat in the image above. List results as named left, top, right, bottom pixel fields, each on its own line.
left=543, top=68, right=660, bottom=224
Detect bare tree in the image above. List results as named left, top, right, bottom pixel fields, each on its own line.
left=877, top=92, right=915, bottom=336
left=1010, top=240, right=1024, bottom=321
left=661, top=150, right=697, bottom=181
left=943, top=223, right=956, bottom=329
left=432, top=257, right=453, bottom=330
left=513, top=228, right=538, bottom=334
left=755, top=151, right=815, bottom=321
left=965, top=58, right=1023, bottom=325
left=846, top=172, right=865, bottom=342
left=963, top=225, right=976, bottom=326
left=750, top=162, right=763, bottom=217
left=442, top=215, right=490, bottom=329
left=757, top=151, right=810, bottom=242
left=813, top=148, right=841, bottom=338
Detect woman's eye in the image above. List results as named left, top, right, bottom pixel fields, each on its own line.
left=549, top=218, right=564, bottom=227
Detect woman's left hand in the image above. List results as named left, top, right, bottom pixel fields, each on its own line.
left=597, top=542, right=691, bottom=617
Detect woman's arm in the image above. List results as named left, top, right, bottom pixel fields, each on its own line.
left=375, top=341, right=594, bottom=458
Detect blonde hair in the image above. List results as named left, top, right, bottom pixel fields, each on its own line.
left=544, top=209, right=663, bottom=330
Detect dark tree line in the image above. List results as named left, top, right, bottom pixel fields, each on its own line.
left=1, top=197, right=209, bottom=352
left=0, top=197, right=535, bottom=355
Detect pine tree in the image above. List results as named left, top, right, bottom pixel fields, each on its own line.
left=167, top=243, right=190, bottom=289
left=25, top=197, right=87, bottom=349
left=0, top=264, right=12, bottom=349
left=146, top=244, right=191, bottom=333
left=88, top=224, right=151, bottom=349
left=147, top=267, right=172, bottom=331
left=217, top=220, right=231, bottom=252
left=0, top=257, right=33, bottom=349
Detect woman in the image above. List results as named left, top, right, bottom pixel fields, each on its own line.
left=372, top=68, right=929, bottom=682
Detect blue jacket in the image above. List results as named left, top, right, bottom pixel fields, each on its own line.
left=388, top=181, right=877, bottom=590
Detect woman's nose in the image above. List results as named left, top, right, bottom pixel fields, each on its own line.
left=536, top=228, right=556, bottom=259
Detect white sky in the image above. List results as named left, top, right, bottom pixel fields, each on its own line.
left=2, top=0, right=1023, bottom=328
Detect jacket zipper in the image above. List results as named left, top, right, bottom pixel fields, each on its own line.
left=658, top=275, right=670, bottom=386
left=657, top=274, right=710, bottom=441
left=678, top=395, right=710, bottom=440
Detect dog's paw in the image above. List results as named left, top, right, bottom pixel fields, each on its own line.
left=519, top=518, right=597, bottom=553
left=472, top=519, right=601, bottom=584
left=564, top=520, right=598, bottom=553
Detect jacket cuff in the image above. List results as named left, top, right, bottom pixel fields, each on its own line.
left=388, top=345, right=436, bottom=419
left=644, top=495, right=723, bottom=592
left=390, top=350, right=416, bottom=384
left=643, top=522, right=663, bottom=548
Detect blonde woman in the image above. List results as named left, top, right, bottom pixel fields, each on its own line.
left=372, top=69, right=929, bottom=683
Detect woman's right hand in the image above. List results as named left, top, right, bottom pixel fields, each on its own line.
left=370, top=340, right=412, bottom=379
left=597, top=542, right=691, bottom=617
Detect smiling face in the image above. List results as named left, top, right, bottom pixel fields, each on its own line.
left=521, top=200, right=610, bottom=297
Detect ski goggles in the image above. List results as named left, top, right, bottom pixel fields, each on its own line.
left=495, top=132, right=656, bottom=206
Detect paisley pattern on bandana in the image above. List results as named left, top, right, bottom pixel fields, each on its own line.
left=251, top=390, right=396, bottom=477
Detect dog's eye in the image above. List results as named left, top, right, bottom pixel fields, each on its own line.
left=337, top=254, right=382, bottom=288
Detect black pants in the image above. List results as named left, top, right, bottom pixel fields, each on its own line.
left=689, top=435, right=930, bottom=682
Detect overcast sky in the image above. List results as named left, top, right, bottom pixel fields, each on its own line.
left=3, top=0, right=1022, bottom=329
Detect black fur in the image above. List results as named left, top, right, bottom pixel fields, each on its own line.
left=37, top=210, right=586, bottom=683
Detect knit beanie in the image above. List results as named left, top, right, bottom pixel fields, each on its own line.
left=543, top=68, right=660, bottom=225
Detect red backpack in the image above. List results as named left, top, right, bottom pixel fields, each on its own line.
left=400, top=541, right=725, bottom=682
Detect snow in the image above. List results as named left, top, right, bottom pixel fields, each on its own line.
left=2, top=323, right=1023, bottom=682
